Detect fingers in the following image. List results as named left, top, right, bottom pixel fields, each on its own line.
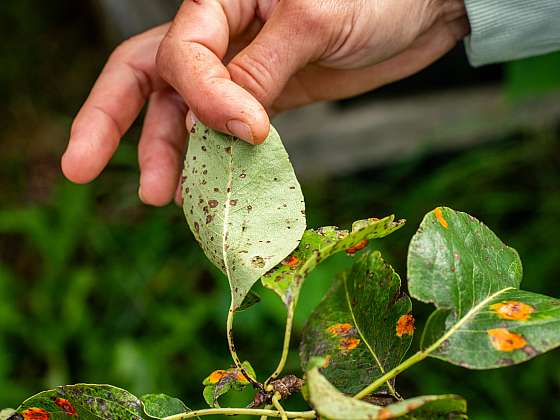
left=138, top=89, right=188, bottom=207
left=62, top=24, right=169, bottom=184
left=157, top=0, right=270, bottom=144
left=226, top=1, right=319, bottom=111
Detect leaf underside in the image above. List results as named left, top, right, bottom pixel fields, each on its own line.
left=182, top=123, right=306, bottom=310
left=306, top=367, right=467, bottom=420
left=11, top=384, right=196, bottom=419
left=261, top=216, right=405, bottom=308
left=300, top=251, right=413, bottom=394
left=409, top=207, right=560, bottom=369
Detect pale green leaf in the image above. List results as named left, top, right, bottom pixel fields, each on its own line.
left=262, top=216, right=405, bottom=307
left=306, top=367, right=467, bottom=419
left=409, top=207, right=560, bottom=369
left=300, top=251, right=412, bottom=394
left=141, top=394, right=196, bottom=418
left=182, top=123, right=306, bottom=310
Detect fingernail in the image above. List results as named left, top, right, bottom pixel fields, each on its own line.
left=186, top=111, right=198, bottom=133
left=226, top=119, right=253, bottom=143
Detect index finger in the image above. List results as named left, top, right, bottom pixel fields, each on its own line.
left=156, top=0, right=269, bottom=144
left=62, top=25, right=169, bottom=184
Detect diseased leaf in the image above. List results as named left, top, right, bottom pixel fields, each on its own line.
left=0, top=409, right=15, bottom=420
left=141, top=394, right=195, bottom=418
left=262, top=216, right=405, bottom=307
left=182, top=123, right=306, bottom=310
left=306, top=367, right=467, bottom=419
left=300, top=251, right=412, bottom=394
left=202, top=361, right=256, bottom=408
left=409, top=207, right=560, bottom=369
left=13, top=384, right=151, bottom=419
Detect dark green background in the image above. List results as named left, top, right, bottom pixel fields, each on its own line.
left=1, top=2, right=559, bottom=419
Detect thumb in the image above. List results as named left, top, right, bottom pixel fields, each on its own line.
left=227, top=5, right=322, bottom=114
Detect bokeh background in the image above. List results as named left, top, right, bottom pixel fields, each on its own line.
left=1, top=2, right=560, bottom=419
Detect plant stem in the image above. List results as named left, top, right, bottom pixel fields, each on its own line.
left=226, top=305, right=263, bottom=390
left=266, top=302, right=295, bottom=384
left=162, top=408, right=316, bottom=419
left=272, top=393, right=288, bottom=420
left=353, top=350, right=427, bottom=400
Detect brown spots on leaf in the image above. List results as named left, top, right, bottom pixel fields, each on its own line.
left=327, top=323, right=354, bottom=336
left=488, top=328, right=527, bottom=351
left=229, top=199, right=238, bottom=206
left=490, top=300, right=534, bottom=321
left=282, top=255, right=299, bottom=268
left=207, top=370, right=228, bottom=384
left=339, top=337, right=360, bottom=351
left=345, top=239, right=369, bottom=255
left=21, top=408, right=50, bottom=420
left=206, top=214, right=213, bottom=224
left=396, top=314, right=415, bottom=337
left=434, top=207, right=448, bottom=228
left=208, top=200, right=219, bottom=208
left=194, top=222, right=200, bottom=232
left=54, top=398, right=76, bottom=416
left=251, top=255, right=265, bottom=268
left=224, top=146, right=232, bottom=154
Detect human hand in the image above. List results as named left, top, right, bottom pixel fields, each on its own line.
left=62, top=0, right=469, bottom=206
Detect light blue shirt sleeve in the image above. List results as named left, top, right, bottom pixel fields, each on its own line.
left=464, top=0, right=560, bottom=66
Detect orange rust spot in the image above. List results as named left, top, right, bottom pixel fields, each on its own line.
left=54, top=398, right=76, bottom=416
left=208, top=370, right=228, bottom=384
left=339, top=337, right=360, bottom=351
left=327, top=323, right=354, bottom=336
left=490, top=300, right=534, bottom=321
left=283, top=255, right=299, bottom=267
left=488, top=328, right=527, bottom=351
left=345, top=239, right=369, bottom=255
left=378, top=408, right=392, bottom=420
left=235, top=371, right=249, bottom=384
left=396, top=314, right=415, bottom=337
left=434, top=208, right=448, bottom=228
left=22, top=408, right=50, bottom=420
left=321, top=355, right=332, bottom=368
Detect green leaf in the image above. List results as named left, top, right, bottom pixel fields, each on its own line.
left=141, top=394, right=196, bottom=418
left=236, top=289, right=261, bottom=312
left=202, top=361, right=256, bottom=408
left=13, top=384, right=152, bottom=419
left=300, top=251, right=413, bottom=394
left=306, top=367, right=467, bottom=419
left=262, top=216, right=405, bottom=307
left=409, top=207, right=560, bottom=369
left=182, top=123, right=306, bottom=310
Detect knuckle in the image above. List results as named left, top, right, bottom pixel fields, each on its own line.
left=228, top=53, right=274, bottom=104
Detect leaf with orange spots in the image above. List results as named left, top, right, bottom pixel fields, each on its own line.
left=10, top=384, right=198, bottom=419
left=300, top=251, right=412, bottom=395
left=410, top=207, right=560, bottom=369
left=306, top=367, right=467, bottom=419
left=182, top=122, right=306, bottom=310
left=262, top=216, right=405, bottom=309
left=202, top=361, right=256, bottom=408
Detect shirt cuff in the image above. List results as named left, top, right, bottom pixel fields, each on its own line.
left=464, top=0, right=560, bottom=67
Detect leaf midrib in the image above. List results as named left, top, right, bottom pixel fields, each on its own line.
left=222, top=139, right=236, bottom=286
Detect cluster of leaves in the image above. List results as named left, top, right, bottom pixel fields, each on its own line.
left=4, top=125, right=559, bottom=419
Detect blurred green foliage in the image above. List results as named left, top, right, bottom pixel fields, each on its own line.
left=1, top=2, right=560, bottom=420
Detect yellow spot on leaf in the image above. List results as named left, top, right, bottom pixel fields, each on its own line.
left=339, top=337, right=360, bottom=351
left=327, top=323, right=354, bottom=336
left=434, top=207, right=448, bottom=228
left=488, top=328, right=527, bottom=351
left=321, top=355, right=332, bottom=368
left=208, top=370, right=228, bottom=384
left=378, top=408, right=392, bottom=419
left=396, top=314, right=415, bottom=337
left=490, top=300, right=534, bottom=321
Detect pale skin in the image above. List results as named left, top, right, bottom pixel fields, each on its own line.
left=62, top=0, right=469, bottom=206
